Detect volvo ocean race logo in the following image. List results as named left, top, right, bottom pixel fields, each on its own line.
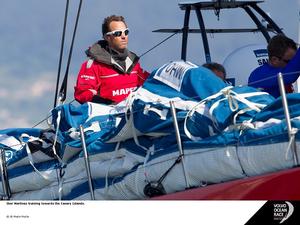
left=273, top=201, right=294, bottom=223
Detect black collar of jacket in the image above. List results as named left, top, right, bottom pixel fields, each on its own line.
left=85, top=40, right=139, bottom=74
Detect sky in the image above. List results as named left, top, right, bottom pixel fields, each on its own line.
left=0, top=0, right=299, bottom=129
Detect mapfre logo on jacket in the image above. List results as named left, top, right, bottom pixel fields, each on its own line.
left=112, top=87, right=136, bottom=97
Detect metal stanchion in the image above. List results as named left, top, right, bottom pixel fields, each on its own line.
left=169, top=101, right=191, bottom=188
left=0, top=148, right=11, bottom=200
left=79, top=125, right=95, bottom=200
left=278, top=72, right=299, bottom=166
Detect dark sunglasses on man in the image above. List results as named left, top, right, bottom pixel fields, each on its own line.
left=279, top=58, right=290, bottom=64
left=106, top=28, right=129, bottom=37
left=276, top=55, right=291, bottom=64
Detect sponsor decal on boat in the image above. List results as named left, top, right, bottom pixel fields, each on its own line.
left=154, top=61, right=197, bottom=91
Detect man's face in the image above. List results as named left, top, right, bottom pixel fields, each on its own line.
left=270, top=47, right=296, bottom=68
left=105, top=21, right=128, bottom=52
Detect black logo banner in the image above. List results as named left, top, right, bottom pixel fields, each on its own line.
left=245, top=201, right=300, bottom=225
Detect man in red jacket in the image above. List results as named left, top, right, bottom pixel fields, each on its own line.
left=74, top=15, right=149, bottom=104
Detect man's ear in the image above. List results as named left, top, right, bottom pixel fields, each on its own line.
left=103, top=35, right=109, bottom=41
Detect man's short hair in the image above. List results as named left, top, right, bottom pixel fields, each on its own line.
left=202, top=62, right=226, bottom=78
left=102, top=15, right=127, bottom=36
left=268, top=34, right=297, bottom=58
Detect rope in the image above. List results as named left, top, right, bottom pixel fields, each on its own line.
left=21, top=134, right=51, bottom=181
left=285, top=127, right=298, bottom=160
left=138, top=31, right=180, bottom=58
left=104, top=141, right=120, bottom=194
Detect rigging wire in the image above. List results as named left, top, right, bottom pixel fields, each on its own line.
left=31, top=99, right=75, bottom=129
left=139, top=31, right=180, bottom=58
left=53, top=0, right=69, bottom=109
left=57, top=0, right=83, bottom=105
left=34, top=0, right=83, bottom=129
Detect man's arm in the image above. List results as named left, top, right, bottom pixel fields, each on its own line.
left=74, top=61, right=99, bottom=104
left=249, top=49, right=300, bottom=88
left=136, top=62, right=150, bottom=86
left=282, top=48, right=300, bottom=82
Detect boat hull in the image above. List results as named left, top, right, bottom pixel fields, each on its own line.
left=153, top=167, right=300, bottom=200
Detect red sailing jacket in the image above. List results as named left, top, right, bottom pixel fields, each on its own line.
left=74, top=40, right=149, bottom=104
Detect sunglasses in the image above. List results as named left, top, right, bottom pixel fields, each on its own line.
left=106, top=28, right=129, bottom=37
left=281, top=58, right=290, bottom=64
left=276, top=56, right=290, bottom=64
